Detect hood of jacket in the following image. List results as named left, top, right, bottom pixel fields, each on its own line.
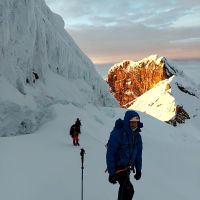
left=123, top=110, right=143, bottom=134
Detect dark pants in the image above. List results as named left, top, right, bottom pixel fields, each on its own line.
left=116, top=171, right=134, bottom=200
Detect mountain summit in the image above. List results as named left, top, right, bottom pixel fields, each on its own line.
left=107, top=55, right=200, bottom=125
left=0, top=0, right=117, bottom=136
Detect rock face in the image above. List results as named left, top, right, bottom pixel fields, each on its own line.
left=107, top=56, right=173, bottom=107
left=167, top=105, right=190, bottom=126
left=107, top=55, right=200, bottom=126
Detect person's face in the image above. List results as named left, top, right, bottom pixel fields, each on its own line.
left=130, top=120, right=139, bottom=129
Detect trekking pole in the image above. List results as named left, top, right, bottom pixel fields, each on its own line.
left=80, top=148, right=85, bottom=200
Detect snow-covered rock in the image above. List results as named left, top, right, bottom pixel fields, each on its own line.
left=0, top=0, right=118, bottom=136
left=107, top=55, right=200, bottom=125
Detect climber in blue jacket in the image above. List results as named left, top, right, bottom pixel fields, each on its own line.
left=106, top=110, right=143, bottom=200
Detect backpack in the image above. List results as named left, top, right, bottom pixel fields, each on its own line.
left=105, top=118, right=123, bottom=148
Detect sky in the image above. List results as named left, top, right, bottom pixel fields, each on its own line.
left=45, top=0, right=200, bottom=64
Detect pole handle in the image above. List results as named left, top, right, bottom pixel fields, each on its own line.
left=80, top=148, right=85, bottom=163
left=80, top=148, right=85, bottom=157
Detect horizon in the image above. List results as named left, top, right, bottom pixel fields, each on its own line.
left=95, top=57, right=200, bottom=66
left=46, top=0, right=200, bottom=64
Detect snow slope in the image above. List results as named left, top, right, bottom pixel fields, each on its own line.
left=129, top=75, right=200, bottom=124
left=0, top=0, right=117, bottom=136
left=0, top=104, right=200, bottom=200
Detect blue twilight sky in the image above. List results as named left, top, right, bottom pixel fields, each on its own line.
left=45, top=0, right=200, bottom=64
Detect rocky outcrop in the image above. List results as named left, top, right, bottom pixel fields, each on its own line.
left=166, top=105, right=190, bottom=126
left=107, top=55, right=199, bottom=126
left=107, top=56, right=173, bottom=107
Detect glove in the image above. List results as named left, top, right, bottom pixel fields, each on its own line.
left=109, top=174, right=117, bottom=184
left=134, top=170, right=141, bottom=180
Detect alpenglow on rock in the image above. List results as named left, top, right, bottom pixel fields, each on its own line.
left=0, top=0, right=118, bottom=136
left=107, top=55, right=200, bottom=126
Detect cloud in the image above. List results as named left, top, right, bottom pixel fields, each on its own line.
left=45, top=0, right=200, bottom=63
left=46, top=0, right=200, bottom=27
left=68, top=24, right=200, bottom=63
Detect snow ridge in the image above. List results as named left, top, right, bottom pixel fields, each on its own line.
left=0, top=0, right=118, bottom=136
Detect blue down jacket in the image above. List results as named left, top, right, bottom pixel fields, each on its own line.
left=106, top=110, right=143, bottom=175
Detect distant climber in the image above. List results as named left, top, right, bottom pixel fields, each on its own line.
left=32, top=71, right=39, bottom=83
left=70, top=118, right=82, bottom=146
